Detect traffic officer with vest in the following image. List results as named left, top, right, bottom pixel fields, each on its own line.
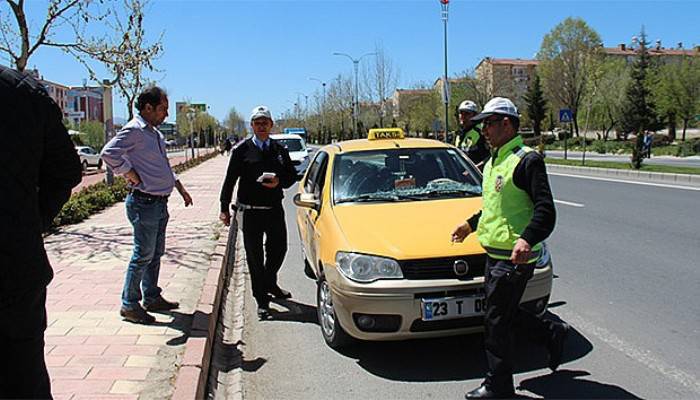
left=451, top=97, right=569, bottom=399
left=219, top=105, right=297, bottom=319
left=455, top=100, right=490, bottom=169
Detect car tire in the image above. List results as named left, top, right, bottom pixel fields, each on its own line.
left=316, top=275, right=352, bottom=349
left=303, top=257, right=316, bottom=280
left=81, top=160, right=88, bottom=171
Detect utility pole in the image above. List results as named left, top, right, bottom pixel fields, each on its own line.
left=440, top=0, right=450, bottom=142
left=310, top=77, right=327, bottom=144
left=333, top=51, right=376, bottom=139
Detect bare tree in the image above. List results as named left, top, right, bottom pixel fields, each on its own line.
left=223, top=106, right=245, bottom=135
left=362, top=42, right=399, bottom=127
left=0, top=0, right=108, bottom=71
left=70, top=0, right=163, bottom=119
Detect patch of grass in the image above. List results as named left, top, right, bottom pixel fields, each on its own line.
left=545, top=157, right=700, bottom=175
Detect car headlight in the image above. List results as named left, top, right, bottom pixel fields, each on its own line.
left=535, top=242, right=551, bottom=269
left=335, top=252, right=403, bottom=283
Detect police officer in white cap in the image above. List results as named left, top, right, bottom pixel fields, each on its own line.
left=451, top=97, right=569, bottom=399
left=219, top=105, right=298, bottom=319
left=455, top=100, right=490, bottom=169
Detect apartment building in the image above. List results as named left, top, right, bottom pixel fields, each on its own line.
left=474, top=58, right=539, bottom=110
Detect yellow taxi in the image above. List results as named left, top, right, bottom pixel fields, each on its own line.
left=293, top=128, right=553, bottom=348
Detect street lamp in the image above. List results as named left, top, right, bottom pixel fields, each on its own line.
left=310, top=77, right=327, bottom=144
left=440, top=0, right=450, bottom=142
left=187, top=107, right=196, bottom=160
left=333, top=51, right=376, bottom=139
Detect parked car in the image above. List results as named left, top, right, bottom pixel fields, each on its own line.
left=270, top=133, right=310, bottom=178
left=293, top=128, right=553, bottom=349
left=75, top=146, right=102, bottom=171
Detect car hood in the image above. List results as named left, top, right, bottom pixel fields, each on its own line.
left=288, top=150, right=308, bottom=162
left=332, top=197, right=484, bottom=260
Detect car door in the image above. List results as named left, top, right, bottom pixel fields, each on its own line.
left=298, top=151, right=329, bottom=270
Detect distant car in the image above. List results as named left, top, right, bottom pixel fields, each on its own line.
left=75, top=146, right=102, bottom=171
left=270, top=133, right=310, bottom=178
left=293, top=128, right=553, bottom=349
left=165, top=139, right=178, bottom=147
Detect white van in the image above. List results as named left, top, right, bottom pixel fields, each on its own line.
left=270, top=133, right=310, bottom=177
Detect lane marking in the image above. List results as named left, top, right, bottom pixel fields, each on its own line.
left=554, top=199, right=584, bottom=208
left=550, top=172, right=700, bottom=191
left=558, top=309, right=700, bottom=395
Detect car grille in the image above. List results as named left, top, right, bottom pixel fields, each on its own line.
left=400, top=254, right=486, bottom=280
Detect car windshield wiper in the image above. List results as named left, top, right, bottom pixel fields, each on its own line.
left=335, top=193, right=400, bottom=204
left=411, top=188, right=482, bottom=198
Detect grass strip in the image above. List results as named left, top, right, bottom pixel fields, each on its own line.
left=545, top=157, right=700, bottom=176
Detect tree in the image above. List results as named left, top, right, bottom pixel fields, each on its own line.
left=524, top=73, right=547, bottom=136
left=652, top=57, right=700, bottom=141
left=0, top=0, right=109, bottom=71
left=396, top=84, right=439, bottom=138
left=72, top=0, right=164, bottom=119
left=588, top=58, right=630, bottom=141
left=362, top=42, right=399, bottom=127
left=619, top=29, right=662, bottom=169
left=537, top=17, right=603, bottom=138
left=73, top=120, right=105, bottom=150
left=223, top=106, right=245, bottom=136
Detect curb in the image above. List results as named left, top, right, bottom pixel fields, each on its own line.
left=171, top=220, right=236, bottom=400
left=547, top=163, right=700, bottom=187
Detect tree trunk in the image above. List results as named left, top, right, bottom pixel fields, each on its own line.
left=572, top=111, right=580, bottom=138
left=667, top=112, right=677, bottom=141
left=682, top=119, right=688, bottom=142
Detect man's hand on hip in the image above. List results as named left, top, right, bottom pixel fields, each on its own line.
left=124, top=169, right=141, bottom=186
left=511, top=238, right=532, bottom=264
left=219, top=211, right=231, bottom=226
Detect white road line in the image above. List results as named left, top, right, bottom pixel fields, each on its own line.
left=554, top=199, right=584, bottom=208
left=559, top=310, right=700, bottom=395
left=550, top=172, right=700, bottom=191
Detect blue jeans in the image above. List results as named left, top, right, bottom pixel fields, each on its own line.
left=122, top=193, right=169, bottom=310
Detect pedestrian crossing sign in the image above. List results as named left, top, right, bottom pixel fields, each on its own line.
left=559, top=109, right=573, bottom=123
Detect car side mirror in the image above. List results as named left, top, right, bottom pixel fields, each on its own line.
left=293, top=192, right=320, bottom=210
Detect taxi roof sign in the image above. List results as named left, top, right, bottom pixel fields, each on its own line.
left=368, top=128, right=405, bottom=140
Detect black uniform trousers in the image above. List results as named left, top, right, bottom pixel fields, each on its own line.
left=241, top=206, right=287, bottom=307
left=0, top=287, right=52, bottom=399
left=483, top=256, right=557, bottom=392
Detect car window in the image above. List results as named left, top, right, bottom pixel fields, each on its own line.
left=274, top=138, right=306, bottom=152
left=333, top=148, right=482, bottom=204
left=304, top=151, right=328, bottom=194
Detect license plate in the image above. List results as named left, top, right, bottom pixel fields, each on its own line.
left=421, top=296, right=486, bottom=321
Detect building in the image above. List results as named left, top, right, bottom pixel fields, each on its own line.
left=474, top=57, right=539, bottom=110
left=28, top=69, right=71, bottom=116
left=66, top=86, right=105, bottom=125
left=391, top=88, right=434, bottom=119
left=603, top=41, right=700, bottom=65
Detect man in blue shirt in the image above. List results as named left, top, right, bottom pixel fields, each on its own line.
left=101, top=86, right=193, bottom=324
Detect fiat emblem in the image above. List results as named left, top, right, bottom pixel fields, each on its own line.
left=453, top=259, right=469, bottom=276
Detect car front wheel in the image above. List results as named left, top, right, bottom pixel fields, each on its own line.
left=316, top=275, right=352, bottom=349
left=81, top=160, right=88, bottom=171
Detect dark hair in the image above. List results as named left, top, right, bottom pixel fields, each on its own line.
left=136, top=86, right=167, bottom=111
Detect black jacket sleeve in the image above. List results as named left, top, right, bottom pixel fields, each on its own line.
left=513, top=151, right=556, bottom=246
left=38, top=91, right=82, bottom=231
left=277, top=146, right=298, bottom=189
left=219, top=145, right=243, bottom=213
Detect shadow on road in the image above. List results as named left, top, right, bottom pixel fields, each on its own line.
left=267, top=299, right=319, bottom=324
left=518, top=370, right=641, bottom=399
left=337, top=311, right=593, bottom=384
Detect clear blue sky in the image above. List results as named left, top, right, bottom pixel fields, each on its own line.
left=18, top=0, right=700, bottom=124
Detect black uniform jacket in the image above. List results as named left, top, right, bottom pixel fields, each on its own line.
left=0, top=66, right=82, bottom=294
left=219, top=138, right=297, bottom=212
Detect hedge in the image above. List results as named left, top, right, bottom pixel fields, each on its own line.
left=53, top=150, right=220, bottom=228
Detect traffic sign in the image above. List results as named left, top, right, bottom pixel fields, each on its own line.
left=559, top=109, right=573, bottom=123
left=695, top=114, right=700, bottom=121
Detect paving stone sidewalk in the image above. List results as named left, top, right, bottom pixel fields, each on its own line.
left=43, top=154, right=229, bottom=400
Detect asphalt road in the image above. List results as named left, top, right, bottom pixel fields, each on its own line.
left=547, top=150, right=700, bottom=169
left=237, top=176, right=700, bottom=399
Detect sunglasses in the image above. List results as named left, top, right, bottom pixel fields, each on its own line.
left=482, top=116, right=506, bottom=127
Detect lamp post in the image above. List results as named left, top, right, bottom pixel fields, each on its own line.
left=310, top=77, right=327, bottom=144
left=187, top=108, right=196, bottom=160
left=333, top=51, right=376, bottom=139
left=440, top=0, right=450, bottom=142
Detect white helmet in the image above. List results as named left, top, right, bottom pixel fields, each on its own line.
left=458, top=100, right=479, bottom=113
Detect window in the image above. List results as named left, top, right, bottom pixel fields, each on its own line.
left=303, top=151, right=328, bottom=195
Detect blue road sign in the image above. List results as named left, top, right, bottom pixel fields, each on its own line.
left=559, top=108, right=573, bottom=123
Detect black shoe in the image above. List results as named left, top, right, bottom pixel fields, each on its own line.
left=548, top=322, right=570, bottom=371
left=269, top=286, right=292, bottom=299
left=120, top=307, right=156, bottom=324
left=465, top=384, right=515, bottom=399
left=144, top=296, right=179, bottom=312
left=257, top=305, right=271, bottom=320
